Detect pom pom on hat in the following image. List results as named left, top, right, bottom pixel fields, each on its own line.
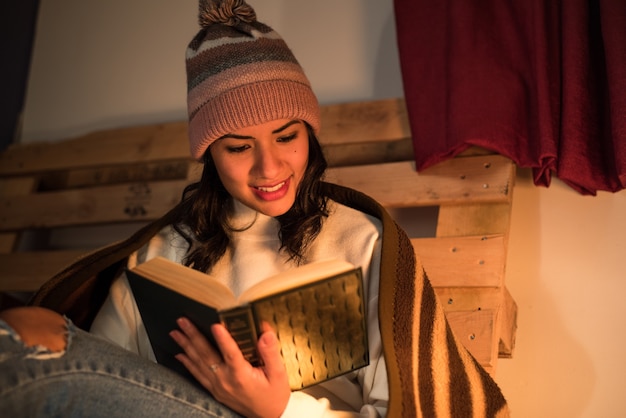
left=198, top=0, right=256, bottom=27
left=186, top=0, right=320, bottom=160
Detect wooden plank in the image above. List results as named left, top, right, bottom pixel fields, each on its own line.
left=318, top=98, right=410, bottom=146
left=0, top=176, right=38, bottom=196
left=326, top=154, right=514, bottom=208
left=435, top=159, right=514, bottom=236
left=0, top=180, right=187, bottom=231
left=0, top=250, right=88, bottom=292
left=413, top=235, right=505, bottom=287
left=0, top=121, right=190, bottom=175
left=0, top=234, right=18, bottom=254
left=324, top=138, right=414, bottom=168
left=436, top=286, right=517, bottom=360
left=498, top=287, right=517, bottom=358
left=0, top=99, right=410, bottom=176
left=0, top=177, right=38, bottom=252
left=435, top=287, right=505, bottom=312
left=38, top=160, right=192, bottom=191
left=436, top=202, right=513, bottom=237
left=446, top=309, right=497, bottom=370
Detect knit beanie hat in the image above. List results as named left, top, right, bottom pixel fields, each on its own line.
left=186, top=0, right=321, bottom=160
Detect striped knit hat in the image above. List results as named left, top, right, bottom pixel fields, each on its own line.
left=186, top=0, right=321, bottom=160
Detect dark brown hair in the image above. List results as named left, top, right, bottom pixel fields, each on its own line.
left=173, top=123, right=328, bottom=273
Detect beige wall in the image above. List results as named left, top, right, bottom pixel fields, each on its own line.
left=21, top=0, right=403, bottom=142
left=22, top=1, right=626, bottom=416
left=498, top=170, right=626, bottom=417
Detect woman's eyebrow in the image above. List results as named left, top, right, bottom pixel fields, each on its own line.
left=272, top=120, right=301, bottom=133
left=217, top=120, right=301, bottom=141
left=217, top=133, right=253, bottom=140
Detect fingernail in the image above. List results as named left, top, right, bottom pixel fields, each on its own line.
left=260, top=331, right=277, bottom=347
left=177, top=317, right=189, bottom=329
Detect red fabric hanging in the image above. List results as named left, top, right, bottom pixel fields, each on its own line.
left=394, top=0, right=626, bottom=195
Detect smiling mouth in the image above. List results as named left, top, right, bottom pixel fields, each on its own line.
left=255, top=181, right=286, bottom=193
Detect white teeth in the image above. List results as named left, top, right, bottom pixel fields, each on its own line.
left=257, top=182, right=285, bottom=192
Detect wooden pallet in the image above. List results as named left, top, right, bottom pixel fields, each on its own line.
left=0, top=98, right=516, bottom=374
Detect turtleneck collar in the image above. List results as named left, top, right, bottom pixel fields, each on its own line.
left=228, top=198, right=281, bottom=241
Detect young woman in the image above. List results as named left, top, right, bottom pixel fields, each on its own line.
left=0, top=1, right=509, bottom=417
left=87, top=118, right=387, bottom=417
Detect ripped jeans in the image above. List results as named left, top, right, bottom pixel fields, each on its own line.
left=0, top=318, right=241, bottom=418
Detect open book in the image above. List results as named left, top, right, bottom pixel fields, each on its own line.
left=126, top=256, right=369, bottom=390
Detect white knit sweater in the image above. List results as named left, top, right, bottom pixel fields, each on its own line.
left=90, top=199, right=387, bottom=417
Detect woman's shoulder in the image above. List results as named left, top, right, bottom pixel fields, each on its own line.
left=325, top=198, right=382, bottom=235
left=309, top=198, right=382, bottom=270
left=132, top=225, right=190, bottom=266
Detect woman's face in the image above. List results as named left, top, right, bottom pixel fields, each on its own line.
left=209, top=118, right=309, bottom=217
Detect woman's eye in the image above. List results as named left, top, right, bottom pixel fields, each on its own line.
left=277, top=133, right=298, bottom=143
left=226, top=145, right=250, bottom=153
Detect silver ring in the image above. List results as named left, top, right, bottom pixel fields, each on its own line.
left=209, top=363, right=220, bottom=373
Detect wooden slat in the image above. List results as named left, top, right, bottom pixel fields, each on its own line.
left=0, top=177, right=38, bottom=252
left=434, top=287, right=504, bottom=313
left=0, top=99, right=410, bottom=176
left=1, top=155, right=515, bottom=232
left=0, top=180, right=187, bottom=231
left=39, top=160, right=191, bottom=191
left=324, top=138, right=414, bottom=168
left=498, top=287, right=517, bottom=358
left=318, top=98, right=410, bottom=146
left=436, top=286, right=517, bottom=360
left=0, top=121, right=190, bottom=175
left=326, top=154, right=514, bottom=208
left=0, top=250, right=88, bottom=292
left=412, top=235, right=506, bottom=287
left=436, top=202, right=513, bottom=237
left=0, top=176, right=38, bottom=196
left=0, top=234, right=18, bottom=254
left=446, top=309, right=497, bottom=369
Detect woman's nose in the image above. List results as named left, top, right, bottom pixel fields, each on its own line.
left=253, top=146, right=282, bottom=178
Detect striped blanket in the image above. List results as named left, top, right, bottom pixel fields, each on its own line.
left=327, top=184, right=509, bottom=417
left=32, top=182, right=509, bottom=417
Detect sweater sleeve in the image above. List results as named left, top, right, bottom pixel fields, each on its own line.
left=281, top=392, right=383, bottom=418
left=89, top=225, right=187, bottom=360
left=89, top=274, right=155, bottom=361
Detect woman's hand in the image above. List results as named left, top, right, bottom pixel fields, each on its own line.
left=170, top=318, right=290, bottom=418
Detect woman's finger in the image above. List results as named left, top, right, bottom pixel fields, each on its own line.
left=174, top=351, right=215, bottom=390
left=256, top=324, right=289, bottom=386
left=210, top=323, right=249, bottom=367
left=170, top=317, right=222, bottom=373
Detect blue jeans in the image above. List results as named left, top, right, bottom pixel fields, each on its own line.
left=0, top=318, right=241, bottom=417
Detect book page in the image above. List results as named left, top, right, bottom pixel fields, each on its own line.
left=130, top=257, right=237, bottom=309
left=238, top=259, right=356, bottom=304
left=131, top=257, right=357, bottom=310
